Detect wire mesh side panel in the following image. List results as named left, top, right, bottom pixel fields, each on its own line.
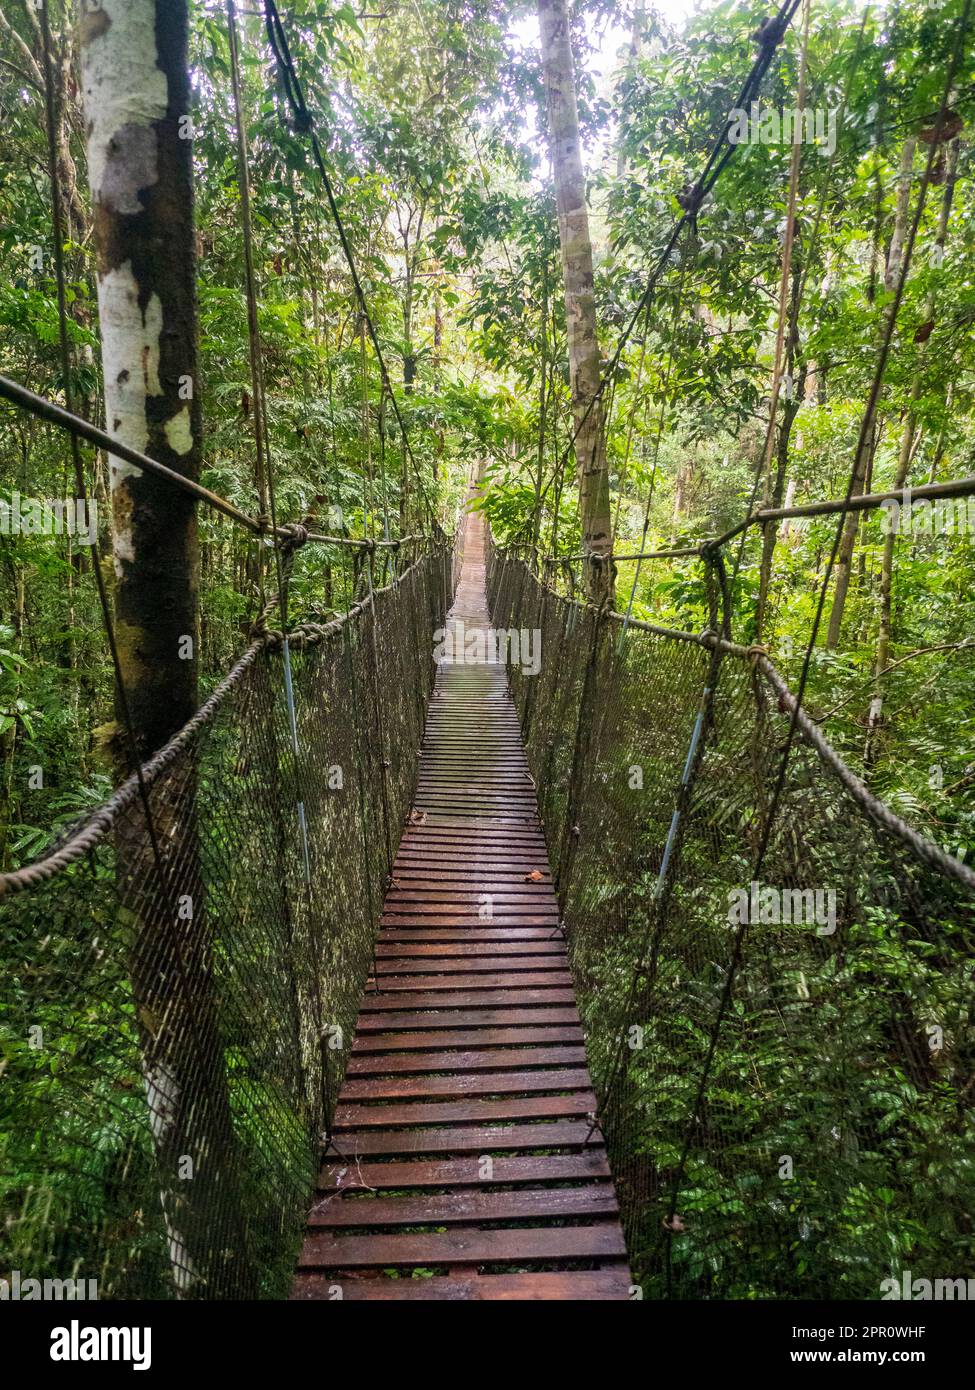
left=490, top=553, right=975, bottom=1301
left=0, top=548, right=449, bottom=1300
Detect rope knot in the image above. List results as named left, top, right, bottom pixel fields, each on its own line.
left=280, top=521, right=309, bottom=553
left=752, top=14, right=788, bottom=50
left=746, top=643, right=769, bottom=663
left=249, top=593, right=279, bottom=640
left=676, top=182, right=704, bottom=215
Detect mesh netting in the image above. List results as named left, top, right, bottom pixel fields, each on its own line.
left=0, top=546, right=449, bottom=1300
left=488, top=543, right=975, bottom=1301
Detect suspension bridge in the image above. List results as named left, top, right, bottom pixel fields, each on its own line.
left=292, top=512, right=630, bottom=1299
left=2, top=0, right=975, bottom=1303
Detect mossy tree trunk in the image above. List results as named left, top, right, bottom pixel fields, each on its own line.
left=80, top=0, right=250, bottom=1298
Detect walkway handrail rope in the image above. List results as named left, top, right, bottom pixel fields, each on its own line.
left=0, top=546, right=438, bottom=897
left=496, top=551, right=975, bottom=895
left=541, top=472, right=975, bottom=570
left=0, top=373, right=422, bottom=551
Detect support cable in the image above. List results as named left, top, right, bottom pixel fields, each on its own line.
left=262, top=0, right=443, bottom=537
left=227, top=0, right=313, bottom=890
left=0, top=371, right=406, bottom=548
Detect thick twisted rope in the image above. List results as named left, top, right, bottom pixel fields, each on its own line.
left=0, top=547, right=440, bottom=895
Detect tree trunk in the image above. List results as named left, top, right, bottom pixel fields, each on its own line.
left=537, top=0, right=613, bottom=602
left=824, top=424, right=878, bottom=649
left=615, top=0, right=645, bottom=180
left=866, top=137, right=959, bottom=762
left=532, top=262, right=550, bottom=551
left=754, top=248, right=806, bottom=641
left=884, top=138, right=917, bottom=294
left=826, top=138, right=916, bottom=650
left=80, top=0, right=248, bottom=1298
left=755, top=372, right=805, bottom=639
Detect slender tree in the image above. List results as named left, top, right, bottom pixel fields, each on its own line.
left=826, top=138, right=916, bottom=649
left=537, top=0, right=614, bottom=601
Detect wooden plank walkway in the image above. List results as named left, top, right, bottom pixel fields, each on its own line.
left=291, top=512, right=632, bottom=1301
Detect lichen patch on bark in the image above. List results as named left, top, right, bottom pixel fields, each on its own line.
left=81, top=1, right=167, bottom=213
left=100, top=121, right=159, bottom=216
left=164, top=406, right=194, bottom=456
left=99, top=261, right=163, bottom=478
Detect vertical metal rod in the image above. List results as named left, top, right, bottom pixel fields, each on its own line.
left=655, top=691, right=709, bottom=897
left=282, top=636, right=311, bottom=883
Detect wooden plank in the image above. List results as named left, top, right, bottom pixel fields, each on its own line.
left=340, top=1068, right=592, bottom=1101
left=399, top=834, right=547, bottom=848
left=380, top=910, right=560, bottom=924
left=347, top=1046, right=587, bottom=1073
left=394, top=852, right=549, bottom=865
left=376, top=929, right=561, bottom=942
left=357, top=989, right=576, bottom=1011
left=388, top=874, right=551, bottom=886
left=318, top=1151, right=611, bottom=1192
left=308, top=1184, right=618, bottom=1228
left=365, top=972, right=571, bottom=992
left=381, top=900, right=550, bottom=911
left=401, top=830, right=545, bottom=845
left=392, top=856, right=551, bottom=870
left=351, top=1026, right=584, bottom=1051
left=397, top=828, right=540, bottom=837
left=292, top=1271, right=631, bottom=1301
left=322, top=1120, right=602, bottom=1156
left=375, top=911, right=559, bottom=922
left=332, top=1092, right=596, bottom=1129
left=296, top=1224, right=627, bottom=1269
left=374, top=941, right=565, bottom=957
left=383, top=891, right=555, bottom=905
left=353, top=1006, right=582, bottom=1030
left=373, top=956, right=567, bottom=976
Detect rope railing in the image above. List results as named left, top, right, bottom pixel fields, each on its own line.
left=536, top=472, right=975, bottom=570
left=487, top=539, right=975, bottom=1299
left=0, top=373, right=419, bottom=551
left=0, top=540, right=451, bottom=1298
